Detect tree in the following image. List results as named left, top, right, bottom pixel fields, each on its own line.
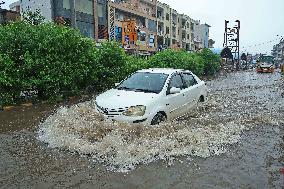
left=22, top=9, right=45, bottom=25
left=221, top=47, right=233, bottom=60
left=241, top=53, right=247, bottom=61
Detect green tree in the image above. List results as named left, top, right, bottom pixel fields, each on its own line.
left=22, top=9, right=45, bottom=25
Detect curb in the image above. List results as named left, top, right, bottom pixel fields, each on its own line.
left=0, top=95, right=92, bottom=112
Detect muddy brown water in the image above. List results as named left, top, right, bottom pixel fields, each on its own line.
left=0, top=70, right=283, bottom=189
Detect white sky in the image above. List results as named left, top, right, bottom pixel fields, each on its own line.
left=2, top=0, right=284, bottom=54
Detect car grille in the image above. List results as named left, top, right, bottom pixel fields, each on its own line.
left=97, top=105, right=128, bottom=118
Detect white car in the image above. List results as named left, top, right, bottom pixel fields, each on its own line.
left=95, top=68, right=207, bottom=125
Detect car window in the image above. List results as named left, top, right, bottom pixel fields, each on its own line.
left=169, top=74, right=183, bottom=89
left=117, top=72, right=168, bottom=94
left=182, top=73, right=198, bottom=88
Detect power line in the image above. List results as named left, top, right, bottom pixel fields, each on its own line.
left=241, top=35, right=284, bottom=50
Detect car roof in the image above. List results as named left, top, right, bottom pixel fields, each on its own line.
left=137, top=68, right=191, bottom=75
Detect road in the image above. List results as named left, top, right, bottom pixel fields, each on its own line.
left=0, top=70, right=283, bottom=189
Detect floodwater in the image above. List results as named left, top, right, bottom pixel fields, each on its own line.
left=0, top=70, right=283, bottom=189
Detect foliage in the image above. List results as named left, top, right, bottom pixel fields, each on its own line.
left=198, top=48, right=221, bottom=75
left=22, top=9, right=45, bottom=25
left=241, top=53, right=247, bottom=61
left=0, top=22, right=97, bottom=105
left=149, top=49, right=220, bottom=76
left=94, top=42, right=128, bottom=90
left=0, top=21, right=221, bottom=106
left=221, top=47, right=233, bottom=59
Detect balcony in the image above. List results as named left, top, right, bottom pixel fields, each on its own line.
left=140, top=0, right=157, bottom=6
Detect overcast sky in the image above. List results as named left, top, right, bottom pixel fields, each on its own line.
left=2, top=0, right=284, bottom=54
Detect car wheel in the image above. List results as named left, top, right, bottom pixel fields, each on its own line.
left=151, top=112, right=166, bottom=125
left=197, top=96, right=205, bottom=110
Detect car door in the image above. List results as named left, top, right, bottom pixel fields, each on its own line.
left=165, top=73, right=186, bottom=120
left=180, top=73, right=200, bottom=113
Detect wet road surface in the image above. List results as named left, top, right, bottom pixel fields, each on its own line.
left=0, top=70, right=283, bottom=189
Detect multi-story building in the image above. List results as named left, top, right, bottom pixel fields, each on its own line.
left=272, top=39, right=284, bottom=63
left=11, top=0, right=212, bottom=52
left=108, top=0, right=157, bottom=53
left=170, top=8, right=178, bottom=48
left=19, top=0, right=108, bottom=40
left=156, top=1, right=171, bottom=48
left=20, top=0, right=53, bottom=22
left=179, top=14, right=192, bottom=51
left=194, top=22, right=210, bottom=49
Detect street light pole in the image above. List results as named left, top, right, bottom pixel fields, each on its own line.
left=70, top=0, right=76, bottom=28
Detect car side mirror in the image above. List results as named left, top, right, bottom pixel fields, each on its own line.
left=115, top=83, right=120, bottom=87
left=169, top=87, right=181, bottom=94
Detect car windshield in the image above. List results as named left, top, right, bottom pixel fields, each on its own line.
left=117, top=72, right=169, bottom=94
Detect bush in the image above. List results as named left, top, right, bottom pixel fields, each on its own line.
left=198, top=48, right=221, bottom=75
left=93, top=42, right=128, bottom=90
left=149, top=49, right=205, bottom=76
left=0, top=21, right=221, bottom=106
left=0, top=22, right=97, bottom=104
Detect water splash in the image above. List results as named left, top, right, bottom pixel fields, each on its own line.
left=37, top=71, right=284, bottom=172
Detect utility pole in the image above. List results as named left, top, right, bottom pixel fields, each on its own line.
left=70, top=0, right=76, bottom=28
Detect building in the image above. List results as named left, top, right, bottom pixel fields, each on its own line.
left=11, top=0, right=212, bottom=52
left=194, top=22, right=210, bottom=49
left=272, top=39, right=284, bottom=64
left=20, top=0, right=53, bottom=22
left=0, top=8, right=20, bottom=25
left=178, top=14, right=192, bottom=51
left=19, top=0, right=108, bottom=40
left=156, top=1, right=171, bottom=48
left=108, top=0, right=157, bottom=53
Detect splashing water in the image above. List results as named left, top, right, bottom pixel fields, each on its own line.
left=37, top=71, right=284, bottom=172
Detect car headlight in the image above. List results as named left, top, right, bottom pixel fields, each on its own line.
left=123, top=105, right=146, bottom=117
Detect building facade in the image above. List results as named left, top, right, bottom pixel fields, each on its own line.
left=19, top=0, right=108, bottom=40
left=178, top=14, right=192, bottom=51
left=20, top=0, right=53, bottom=22
left=194, top=23, right=210, bottom=49
left=11, top=0, right=211, bottom=52
left=272, top=39, right=284, bottom=63
left=156, top=1, right=171, bottom=49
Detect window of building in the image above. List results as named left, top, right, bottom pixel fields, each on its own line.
left=75, top=0, right=93, bottom=15
left=166, top=26, right=169, bottom=34
left=166, top=13, right=169, bottom=20
left=63, top=0, right=70, bottom=9
left=97, top=4, right=103, bottom=18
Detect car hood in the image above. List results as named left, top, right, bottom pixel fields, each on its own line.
left=95, top=89, right=158, bottom=109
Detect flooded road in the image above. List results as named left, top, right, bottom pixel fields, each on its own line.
left=1, top=70, right=283, bottom=189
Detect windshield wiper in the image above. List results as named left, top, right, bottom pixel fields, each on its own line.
left=134, top=89, right=158, bottom=93
left=117, top=86, right=133, bottom=90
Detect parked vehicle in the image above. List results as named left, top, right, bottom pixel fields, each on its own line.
left=95, top=68, right=207, bottom=125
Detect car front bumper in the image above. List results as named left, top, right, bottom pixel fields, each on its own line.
left=95, top=107, right=155, bottom=124
left=257, top=67, right=274, bottom=73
